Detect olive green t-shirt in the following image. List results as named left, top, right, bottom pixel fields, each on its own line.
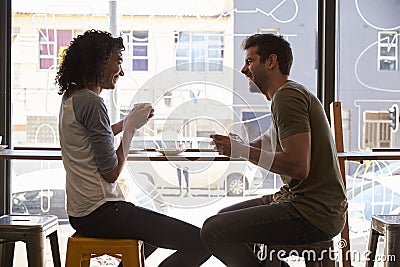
left=270, top=80, right=348, bottom=236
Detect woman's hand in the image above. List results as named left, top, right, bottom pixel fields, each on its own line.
left=124, top=104, right=154, bottom=133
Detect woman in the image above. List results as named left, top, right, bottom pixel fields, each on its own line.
left=57, top=29, right=210, bottom=266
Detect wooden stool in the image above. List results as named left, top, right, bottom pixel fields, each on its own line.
left=366, top=215, right=400, bottom=267
left=65, top=233, right=145, bottom=267
left=257, top=240, right=335, bottom=267
left=0, top=214, right=61, bottom=267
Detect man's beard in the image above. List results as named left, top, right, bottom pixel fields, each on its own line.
left=249, top=79, right=262, bottom=94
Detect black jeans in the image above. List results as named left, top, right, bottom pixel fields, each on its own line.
left=69, top=201, right=211, bottom=267
left=201, top=197, right=333, bottom=267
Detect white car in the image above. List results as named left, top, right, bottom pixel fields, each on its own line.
left=11, top=167, right=169, bottom=224
left=127, top=159, right=262, bottom=197
left=129, top=136, right=264, bottom=197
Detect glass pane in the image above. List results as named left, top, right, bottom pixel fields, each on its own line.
left=192, top=33, right=205, bottom=42
left=379, top=59, right=396, bottom=71
left=132, top=59, right=148, bottom=71
left=178, top=32, right=189, bottom=43
left=39, top=43, right=54, bottom=56
left=380, top=46, right=396, bottom=57
left=39, top=58, right=54, bottom=69
left=176, top=60, right=189, bottom=71
left=208, top=60, right=223, bottom=71
left=133, top=45, right=147, bottom=56
left=10, top=1, right=319, bottom=266
left=176, top=47, right=189, bottom=57
left=132, top=31, right=148, bottom=41
left=338, top=1, right=400, bottom=265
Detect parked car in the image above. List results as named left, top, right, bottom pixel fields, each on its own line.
left=129, top=136, right=264, bottom=196
left=11, top=167, right=169, bottom=224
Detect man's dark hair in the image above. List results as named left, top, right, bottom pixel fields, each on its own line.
left=241, top=33, right=293, bottom=75
left=56, top=29, right=125, bottom=95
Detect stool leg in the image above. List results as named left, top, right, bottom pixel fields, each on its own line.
left=48, top=231, right=61, bottom=267
left=25, top=232, right=45, bottom=267
left=384, top=228, right=399, bottom=267
left=0, top=242, right=15, bottom=267
left=366, top=229, right=380, bottom=267
left=65, top=242, right=83, bottom=267
left=81, top=253, right=91, bottom=267
left=140, top=241, right=146, bottom=267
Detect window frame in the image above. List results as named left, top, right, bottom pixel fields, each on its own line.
left=121, top=30, right=149, bottom=72
left=38, top=29, right=80, bottom=71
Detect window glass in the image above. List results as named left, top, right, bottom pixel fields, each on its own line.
left=175, top=31, right=224, bottom=72
left=10, top=1, right=320, bottom=265
left=338, top=1, right=400, bottom=264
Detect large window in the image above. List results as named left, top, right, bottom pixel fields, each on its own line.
left=338, top=1, right=400, bottom=265
left=7, top=1, right=400, bottom=266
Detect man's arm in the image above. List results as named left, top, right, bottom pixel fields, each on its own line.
left=249, top=130, right=272, bottom=150
left=212, top=132, right=311, bottom=180
left=247, top=132, right=311, bottom=179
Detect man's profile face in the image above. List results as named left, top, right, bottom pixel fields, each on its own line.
left=241, top=46, right=264, bottom=94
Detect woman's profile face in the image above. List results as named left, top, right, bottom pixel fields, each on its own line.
left=100, top=51, right=124, bottom=90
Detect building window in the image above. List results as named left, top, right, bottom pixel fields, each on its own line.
left=377, top=31, right=398, bottom=71
left=175, top=31, right=224, bottom=72
left=363, top=111, right=392, bottom=149
left=121, top=31, right=149, bottom=71
left=39, top=29, right=80, bottom=70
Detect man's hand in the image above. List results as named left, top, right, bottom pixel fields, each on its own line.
left=210, top=134, right=244, bottom=159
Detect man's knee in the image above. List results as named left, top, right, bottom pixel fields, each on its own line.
left=201, top=215, right=225, bottom=246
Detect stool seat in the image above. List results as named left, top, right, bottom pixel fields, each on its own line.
left=65, top=233, right=144, bottom=267
left=258, top=240, right=335, bottom=267
left=366, top=215, right=400, bottom=267
left=0, top=214, right=61, bottom=267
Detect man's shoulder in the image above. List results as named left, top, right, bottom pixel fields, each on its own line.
left=274, top=81, right=310, bottom=101
left=281, top=80, right=308, bottom=92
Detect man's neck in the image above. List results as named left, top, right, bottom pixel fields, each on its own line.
left=265, top=76, right=289, bottom=100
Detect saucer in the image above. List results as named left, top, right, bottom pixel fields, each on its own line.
left=129, top=148, right=145, bottom=153
left=156, top=148, right=183, bottom=156
left=0, top=145, right=8, bottom=151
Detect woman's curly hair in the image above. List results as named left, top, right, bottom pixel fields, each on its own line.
left=56, top=29, right=125, bottom=95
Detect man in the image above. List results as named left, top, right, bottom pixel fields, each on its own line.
left=202, top=33, right=347, bottom=267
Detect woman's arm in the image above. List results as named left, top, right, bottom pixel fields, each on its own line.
left=102, top=104, right=153, bottom=183
left=111, top=120, right=123, bottom=136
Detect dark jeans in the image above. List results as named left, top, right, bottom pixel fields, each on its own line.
left=201, top=197, right=333, bottom=267
left=69, top=201, right=211, bottom=267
